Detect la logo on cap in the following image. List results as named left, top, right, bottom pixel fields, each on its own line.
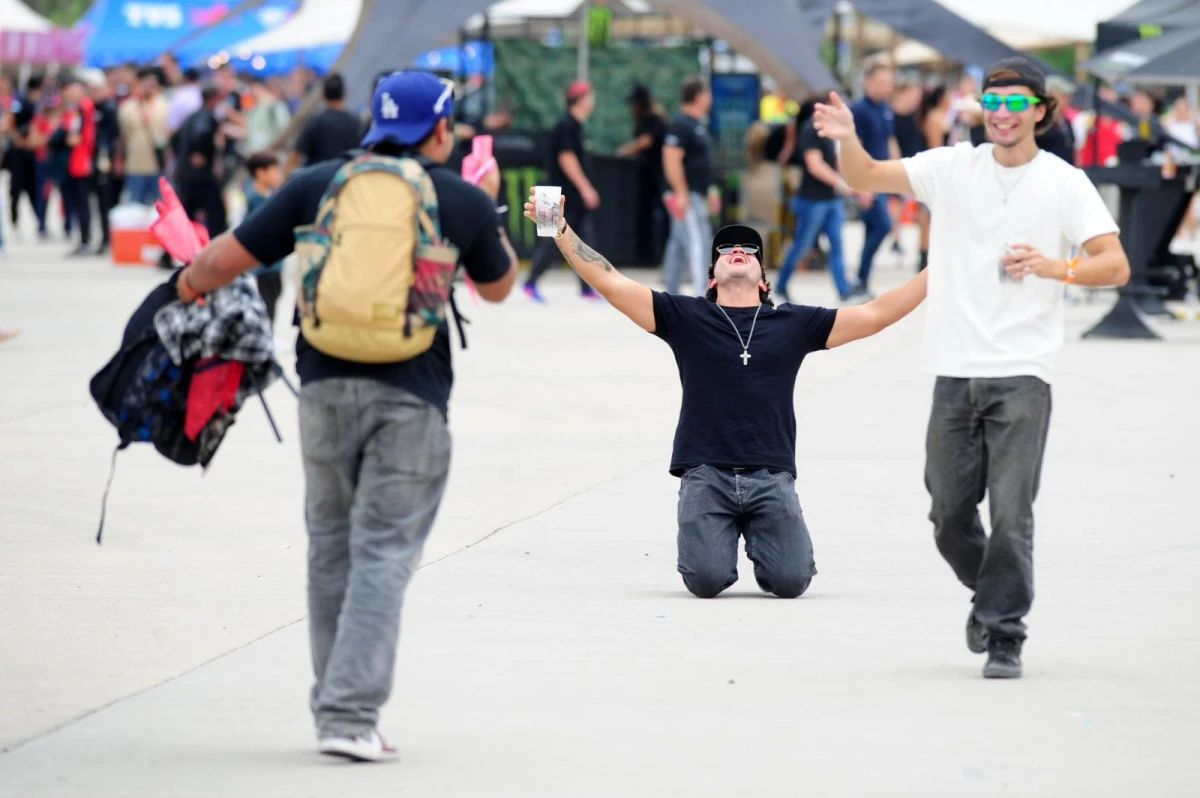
left=381, top=92, right=399, bottom=120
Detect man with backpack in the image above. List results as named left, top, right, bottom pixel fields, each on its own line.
left=174, top=70, right=518, bottom=761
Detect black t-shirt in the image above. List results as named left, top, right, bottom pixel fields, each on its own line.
left=797, top=120, right=838, bottom=201
left=651, top=292, right=838, bottom=477
left=177, top=108, right=219, bottom=171
left=634, top=113, right=667, bottom=190
left=232, top=155, right=512, bottom=417
left=295, top=108, right=364, bottom=166
left=94, top=97, right=120, bottom=166
left=893, top=112, right=925, bottom=159
left=546, top=112, right=591, bottom=207
left=1037, top=120, right=1076, bottom=165
left=11, top=93, right=36, bottom=142
left=664, top=112, right=715, bottom=194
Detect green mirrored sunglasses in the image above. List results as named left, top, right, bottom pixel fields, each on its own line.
left=980, top=93, right=1042, bottom=113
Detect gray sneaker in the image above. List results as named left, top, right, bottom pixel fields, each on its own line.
left=982, top=638, right=1022, bottom=679
left=966, top=607, right=988, bottom=654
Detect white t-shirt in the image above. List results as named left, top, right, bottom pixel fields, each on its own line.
left=902, top=143, right=1119, bottom=383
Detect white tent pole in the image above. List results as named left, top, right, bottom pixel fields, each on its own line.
left=577, top=1, right=590, bottom=81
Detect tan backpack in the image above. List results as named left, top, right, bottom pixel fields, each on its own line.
left=293, top=154, right=459, bottom=363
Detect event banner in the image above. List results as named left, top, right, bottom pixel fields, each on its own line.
left=709, top=72, right=761, bottom=171
left=0, top=30, right=86, bottom=64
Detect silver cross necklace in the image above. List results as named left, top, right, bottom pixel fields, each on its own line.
left=715, top=303, right=762, bottom=365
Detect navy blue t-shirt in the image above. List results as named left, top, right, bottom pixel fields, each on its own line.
left=851, top=96, right=895, bottom=161
left=651, top=292, right=838, bottom=478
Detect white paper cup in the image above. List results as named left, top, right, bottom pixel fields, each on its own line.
left=534, top=185, right=562, bottom=237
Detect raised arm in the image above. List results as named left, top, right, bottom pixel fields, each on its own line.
left=523, top=190, right=654, bottom=332
left=826, top=269, right=928, bottom=348
left=812, top=91, right=914, bottom=196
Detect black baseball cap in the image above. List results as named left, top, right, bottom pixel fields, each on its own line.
left=712, top=224, right=763, bottom=265
left=982, top=57, right=1047, bottom=96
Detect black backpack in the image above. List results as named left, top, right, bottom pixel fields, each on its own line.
left=89, top=273, right=294, bottom=542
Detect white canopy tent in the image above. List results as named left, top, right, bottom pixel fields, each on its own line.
left=0, top=0, right=52, bottom=31
left=228, top=0, right=362, bottom=57
left=934, top=0, right=1139, bottom=49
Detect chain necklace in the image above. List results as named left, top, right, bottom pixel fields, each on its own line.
left=715, top=303, right=762, bottom=366
left=993, top=150, right=1038, bottom=205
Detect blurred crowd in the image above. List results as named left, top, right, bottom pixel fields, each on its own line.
left=751, top=56, right=1200, bottom=302
left=0, top=58, right=364, bottom=259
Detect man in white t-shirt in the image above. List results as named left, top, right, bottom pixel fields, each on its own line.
left=813, top=57, right=1130, bottom=679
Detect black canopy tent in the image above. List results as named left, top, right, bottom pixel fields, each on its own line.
left=1095, top=0, right=1200, bottom=52
left=333, top=0, right=840, bottom=110
left=1082, top=23, right=1200, bottom=87
left=800, top=0, right=1042, bottom=76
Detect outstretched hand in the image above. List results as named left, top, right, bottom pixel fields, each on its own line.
left=812, top=91, right=856, bottom=141
left=523, top=188, right=566, bottom=229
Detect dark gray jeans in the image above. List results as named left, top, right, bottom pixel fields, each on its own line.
left=298, top=378, right=451, bottom=739
left=677, top=465, right=816, bottom=598
left=925, top=376, right=1052, bottom=643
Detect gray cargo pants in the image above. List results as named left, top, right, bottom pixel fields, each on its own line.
left=298, top=378, right=451, bottom=739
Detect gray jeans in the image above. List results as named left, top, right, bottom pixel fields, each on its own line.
left=925, top=376, right=1052, bottom=643
left=663, top=191, right=712, bottom=296
left=298, top=378, right=451, bottom=738
left=677, top=465, right=816, bottom=598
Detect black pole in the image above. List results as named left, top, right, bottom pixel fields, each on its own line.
left=481, top=13, right=491, bottom=119
left=1091, top=76, right=1101, bottom=167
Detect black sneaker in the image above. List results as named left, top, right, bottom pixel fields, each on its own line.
left=982, top=638, right=1022, bottom=679
left=966, top=607, right=988, bottom=654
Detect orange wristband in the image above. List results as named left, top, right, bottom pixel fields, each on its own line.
left=1064, top=257, right=1079, bottom=284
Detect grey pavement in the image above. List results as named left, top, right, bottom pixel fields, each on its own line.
left=2, top=225, right=1199, bottom=796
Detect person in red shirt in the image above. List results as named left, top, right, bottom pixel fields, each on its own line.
left=61, top=75, right=97, bottom=255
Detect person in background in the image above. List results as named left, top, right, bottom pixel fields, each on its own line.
left=7, top=74, right=46, bottom=238
left=119, top=68, right=168, bottom=206
left=286, top=73, right=362, bottom=175
left=40, top=98, right=73, bottom=239
left=618, top=84, right=668, bottom=263
left=946, top=72, right=980, bottom=145
left=174, top=85, right=227, bottom=238
left=662, top=76, right=720, bottom=296
left=915, top=85, right=952, bottom=270
left=888, top=80, right=926, bottom=265
left=244, top=75, right=291, bottom=156
left=1127, top=88, right=1165, bottom=146
left=166, top=67, right=202, bottom=137
left=776, top=90, right=851, bottom=304
left=1077, top=85, right=1123, bottom=167
left=1036, top=75, right=1078, bottom=165
left=0, top=327, right=18, bottom=343
left=1163, top=94, right=1200, bottom=240
left=89, top=69, right=120, bottom=255
left=524, top=79, right=602, bottom=302
left=243, top=151, right=286, bottom=324
left=60, top=75, right=97, bottom=257
left=157, top=52, right=183, bottom=90
left=849, top=57, right=898, bottom=297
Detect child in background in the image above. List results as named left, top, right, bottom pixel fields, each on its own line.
left=244, top=151, right=285, bottom=324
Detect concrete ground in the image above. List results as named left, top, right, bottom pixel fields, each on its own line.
left=1, top=222, right=1199, bottom=797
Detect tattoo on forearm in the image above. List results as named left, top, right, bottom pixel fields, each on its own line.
left=566, top=232, right=614, bottom=272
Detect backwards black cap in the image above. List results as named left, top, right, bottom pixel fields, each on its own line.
left=982, top=57, right=1047, bottom=95
left=711, top=224, right=763, bottom=265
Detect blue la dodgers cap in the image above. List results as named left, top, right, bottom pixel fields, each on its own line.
left=361, top=70, right=455, bottom=147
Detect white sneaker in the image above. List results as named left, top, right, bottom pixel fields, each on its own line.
left=318, top=730, right=398, bottom=762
